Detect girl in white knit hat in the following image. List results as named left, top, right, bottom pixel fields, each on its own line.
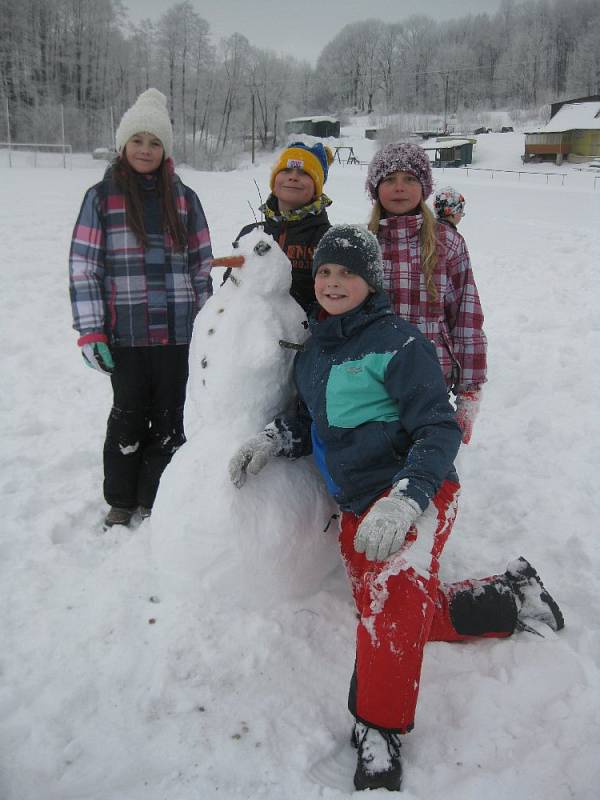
left=69, top=88, right=213, bottom=529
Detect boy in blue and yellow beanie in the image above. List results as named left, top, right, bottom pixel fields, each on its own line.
left=234, top=141, right=334, bottom=311
left=269, top=141, right=332, bottom=199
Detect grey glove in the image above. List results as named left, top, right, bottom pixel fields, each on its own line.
left=228, top=426, right=280, bottom=488
left=354, top=492, right=422, bottom=562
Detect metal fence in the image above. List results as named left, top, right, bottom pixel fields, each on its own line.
left=339, top=158, right=599, bottom=189
left=436, top=165, right=599, bottom=190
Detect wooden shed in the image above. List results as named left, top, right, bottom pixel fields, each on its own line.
left=524, top=97, right=600, bottom=164
left=420, top=137, right=476, bottom=167
left=284, top=116, right=340, bottom=138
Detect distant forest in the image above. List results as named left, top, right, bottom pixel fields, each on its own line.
left=1, top=0, right=599, bottom=161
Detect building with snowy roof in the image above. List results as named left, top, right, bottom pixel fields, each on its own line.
left=523, top=96, right=600, bottom=164
left=284, top=116, right=340, bottom=138
left=419, top=136, right=477, bottom=167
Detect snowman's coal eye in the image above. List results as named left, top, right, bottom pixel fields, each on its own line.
left=254, top=241, right=271, bottom=256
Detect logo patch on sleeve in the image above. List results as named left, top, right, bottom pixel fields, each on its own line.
left=286, top=158, right=304, bottom=169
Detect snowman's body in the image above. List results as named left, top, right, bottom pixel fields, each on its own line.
left=150, top=230, right=339, bottom=609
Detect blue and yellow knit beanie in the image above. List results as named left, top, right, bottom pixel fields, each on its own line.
left=270, top=141, right=334, bottom=197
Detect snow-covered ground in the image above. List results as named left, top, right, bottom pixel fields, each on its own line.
left=1, top=126, right=599, bottom=800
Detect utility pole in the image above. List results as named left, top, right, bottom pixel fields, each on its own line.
left=6, top=96, right=12, bottom=168
left=110, top=106, right=116, bottom=150
left=443, top=73, right=449, bottom=134
left=251, top=92, right=255, bottom=165
left=61, top=104, right=66, bottom=168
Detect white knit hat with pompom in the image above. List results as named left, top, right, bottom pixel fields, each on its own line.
left=115, top=88, right=173, bottom=158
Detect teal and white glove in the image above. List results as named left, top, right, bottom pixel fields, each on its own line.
left=354, top=492, right=422, bottom=562
left=78, top=335, right=114, bottom=374
left=228, top=425, right=281, bottom=488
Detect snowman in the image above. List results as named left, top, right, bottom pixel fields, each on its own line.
left=149, top=229, right=339, bottom=610
left=188, top=231, right=307, bottom=427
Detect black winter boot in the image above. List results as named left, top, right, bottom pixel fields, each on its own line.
left=506, top=557, right=565, bottom=632
left=104, top=506, right=136, bottom=527
left=353, top=721, right=402, bottom=791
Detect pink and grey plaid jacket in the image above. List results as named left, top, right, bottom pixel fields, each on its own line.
left=69, top=170, right=212, bottom=347
left=377, top=213, right=487, bottom=392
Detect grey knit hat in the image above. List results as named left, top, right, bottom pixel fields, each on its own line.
left=312, top=224, right=384, bottom=291
left=366, top=142, right=433, bottom=200
left=115, top=88, right=173, bottom=159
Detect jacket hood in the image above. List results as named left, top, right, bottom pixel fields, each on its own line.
left=380, top=212, right=423, bottom=239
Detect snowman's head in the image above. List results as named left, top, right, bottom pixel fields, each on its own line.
left=212, top=229, right=293, bottom=298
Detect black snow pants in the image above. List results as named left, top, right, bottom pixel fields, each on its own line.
left=103, top=345, right=189, bottom=510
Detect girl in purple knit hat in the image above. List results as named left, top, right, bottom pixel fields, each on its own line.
left=366, top=142, right=485, bottom=445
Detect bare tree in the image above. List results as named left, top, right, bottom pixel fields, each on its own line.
left=217, top=33, right=250, bottom=151
left=189, top=16, right=214, bottom=165
left=566, top=17, right=600, bottom=96
left=249, top=48, right=294, bottom=148
left=3, top=0, right=600, bottom=158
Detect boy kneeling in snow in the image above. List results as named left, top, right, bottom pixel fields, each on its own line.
left=229, top=225, right=564, bottom=792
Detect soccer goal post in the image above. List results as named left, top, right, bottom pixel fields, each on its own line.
left=0, top=142, right=73, bottom=169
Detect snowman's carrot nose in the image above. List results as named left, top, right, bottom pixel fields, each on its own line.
left=211, top=255, right=245, bottom=268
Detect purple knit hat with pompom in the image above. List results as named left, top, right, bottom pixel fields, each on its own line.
left=366, top=142, right=433, bottom=201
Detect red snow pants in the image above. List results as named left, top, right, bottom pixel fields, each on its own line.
left=339, top=480, right=512, bottom=733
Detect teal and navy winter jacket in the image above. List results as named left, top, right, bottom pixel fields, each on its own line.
left=274, top=291, right=462, bottom=515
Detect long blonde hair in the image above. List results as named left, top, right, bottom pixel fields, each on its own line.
left=368, top=199, right=439, bottom=301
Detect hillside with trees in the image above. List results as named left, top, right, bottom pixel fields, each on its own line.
left=1, top=0, right=599, bottom=163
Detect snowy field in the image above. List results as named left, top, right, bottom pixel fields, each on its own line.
left=1, top=128, right=599, bottom=799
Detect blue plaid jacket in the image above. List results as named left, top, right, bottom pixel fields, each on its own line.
left=69, top=168, right=213, bottom=347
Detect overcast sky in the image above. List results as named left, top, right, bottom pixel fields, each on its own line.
left=122, top=0, right=504, bottom=64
